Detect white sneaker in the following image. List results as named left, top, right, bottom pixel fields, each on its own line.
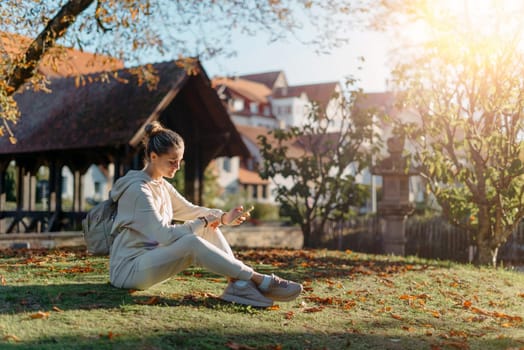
left=260, top=274, right=303, bottom=302
left=220, top=280, right=273, bottom=307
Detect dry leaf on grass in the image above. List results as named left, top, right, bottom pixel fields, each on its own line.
left=226, top=341, right=256, bottom=350
left=135, top=296, right=160, bottom=305
left=30, top=311, right=50, bottom=319
left=3, top=334, right=21, bottom=342
left=99, top=331, right=117, bottom=340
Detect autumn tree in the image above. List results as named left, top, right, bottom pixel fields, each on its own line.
left=258, top=83, right=379, bottom=248
left=0, top=0, right=378, bottom=141
left=389, top=1, right=524, bottom=266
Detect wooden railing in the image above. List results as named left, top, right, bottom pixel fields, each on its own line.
left=0, top=210, right=86, bottom=233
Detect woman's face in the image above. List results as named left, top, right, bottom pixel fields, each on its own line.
left=150, top=146, right=184, bottom=179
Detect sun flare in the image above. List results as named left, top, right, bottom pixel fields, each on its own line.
left=405, top=0, right=524, bottom=46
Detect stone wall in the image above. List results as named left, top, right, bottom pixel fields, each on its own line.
left=0, top=226, right=304, bottom=250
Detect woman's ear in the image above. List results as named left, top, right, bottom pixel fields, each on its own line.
left=150, top=152, right=158, bottom=161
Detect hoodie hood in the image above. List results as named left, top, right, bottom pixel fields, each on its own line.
left=110, top=170, right=152, bottom=202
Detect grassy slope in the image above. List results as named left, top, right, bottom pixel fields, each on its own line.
left=0, top=247, right=523, bottom=350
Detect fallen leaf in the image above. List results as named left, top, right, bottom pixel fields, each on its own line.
left=267, top=305, right=280, bottom=311
left=303, top=306, right=325, bottom=313
left=30, top=311, right=50, bottom=319
left=99, top=331, right=117, bottom=340
left=52, top=306, right=64, bottom=313
left=441, top=340, right=469, bottom=350
left=3, top=334, right=21, bottom=342
left=391, top=313, right=403, bottom=320
left=226, top=341, right=256, bottom=350
left=135, top=296, right=160, bottom=305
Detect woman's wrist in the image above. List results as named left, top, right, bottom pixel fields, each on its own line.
left=221, top=212, right=227, bottom=226
left=198, top=216, right=208, bottom=227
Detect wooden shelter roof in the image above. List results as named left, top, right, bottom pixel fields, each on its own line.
left=0, top=60, right=249, bottom=164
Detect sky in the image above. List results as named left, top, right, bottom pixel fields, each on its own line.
left=201, top=30, right=394, bottom=93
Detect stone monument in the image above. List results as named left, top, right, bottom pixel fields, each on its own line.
left=373, top=133, right=417, bottom=255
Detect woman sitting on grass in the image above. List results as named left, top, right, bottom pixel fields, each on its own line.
left=108, top=121, right=302, bottom=307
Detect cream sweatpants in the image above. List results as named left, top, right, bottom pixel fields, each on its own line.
left=118, top=227, right=254, bottom=290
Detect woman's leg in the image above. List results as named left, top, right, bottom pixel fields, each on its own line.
left=196, top=227, right=234, bottom=257
left=123, top=234, right=254, bottom=290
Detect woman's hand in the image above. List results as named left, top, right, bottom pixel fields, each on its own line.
left=222, top=206, right=250, bottom=226
left=202, top=214, right=221, bottom=229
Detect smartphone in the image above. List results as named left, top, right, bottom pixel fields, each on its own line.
left=231, top=205, right=254, bottom=222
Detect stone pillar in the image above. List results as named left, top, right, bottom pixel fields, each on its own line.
left=373, top=135, right=416, bottom=255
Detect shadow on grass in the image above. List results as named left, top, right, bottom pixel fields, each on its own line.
left=0, top=283, right=131, bottom=314
left=0, top=282, right=273, bottom=315
left=234, top=247, right=453, bottom=281
left=0, top=328, right=520, bottom=350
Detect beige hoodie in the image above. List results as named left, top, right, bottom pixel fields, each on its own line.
left=108, top=170, right=223, bottom=285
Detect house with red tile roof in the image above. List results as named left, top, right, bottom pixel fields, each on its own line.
left=212, top=77, right=278, bottom=128
left=238, top=71, right=288, bottom=91
left=211, top=73, right=425, bottom=213
left=211, top=71, right=344, bottom=204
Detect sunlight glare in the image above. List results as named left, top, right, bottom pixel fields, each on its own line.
left=407, top=0, right=524, bottom=45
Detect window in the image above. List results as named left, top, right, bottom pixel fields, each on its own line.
left=233, top=99, right=244, bottom=111
left=250, top=102, right=258, bottom=114
left=246, top=158, right=254, bottom=171
left=252, top=185, right=258, bottom=199
left=223, top=158, right=231, bottom=172
left=262, top=185, right=267, bottom=199
left=94, top=181, right=101, bottom=195
left=263, top=106, right=270, bottom=116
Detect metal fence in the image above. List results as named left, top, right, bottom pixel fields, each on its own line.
left=321, top=215, right=524, bottom=264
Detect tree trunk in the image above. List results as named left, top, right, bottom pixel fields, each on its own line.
left=301, top=223, right=313, bottom=248
left=7, top=0, right=95, bottom=93
left=475, top=241, right=499, bottom=267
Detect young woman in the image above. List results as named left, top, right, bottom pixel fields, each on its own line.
left=108, top=121, right=302, bottom=307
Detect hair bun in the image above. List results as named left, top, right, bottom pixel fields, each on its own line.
left=144, top=121, right=163, bottom=137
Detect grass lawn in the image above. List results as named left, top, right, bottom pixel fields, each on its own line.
left=0, top=247, right=523, bottom=350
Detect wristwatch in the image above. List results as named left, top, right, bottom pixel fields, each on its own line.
left=198, top=216, right=208, bottom=227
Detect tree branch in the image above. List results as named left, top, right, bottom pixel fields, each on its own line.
left=7, top=0, right=95, bottom=93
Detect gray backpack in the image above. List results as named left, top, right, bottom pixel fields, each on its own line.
left=82, top=198, right=118, bottom=255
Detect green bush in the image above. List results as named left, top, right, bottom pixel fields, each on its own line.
left=251, top=202, right=279, bottom=221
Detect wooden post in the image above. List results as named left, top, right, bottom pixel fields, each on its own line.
left=72, top=169, right=84, bottom=212
left=17, top=165, right=28, bottom=211
left=0, top=161, right=7, bottom=233
left=47, top=161, right=63, bottom=232
left=184, top=143, right=203, bottom=205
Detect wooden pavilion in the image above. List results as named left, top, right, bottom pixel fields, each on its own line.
left=0, top=60, right=249, bottom=233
